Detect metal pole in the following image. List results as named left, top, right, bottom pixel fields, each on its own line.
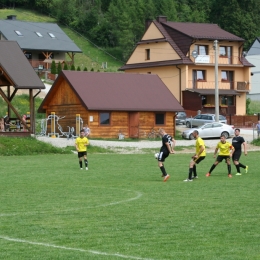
left=214, top=40, right=219, bottom=122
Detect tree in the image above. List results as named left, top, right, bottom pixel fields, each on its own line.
left=50, top=60, right=57, bottom=74
left=83, top=67, right=88, bottom=71
left=77, top=66, right=81, bottom=71
left=63, top=62, right=69, bottom=70
left=70, top=64, right=76, bottom=71
left=57, top=62, right=62, bottom=74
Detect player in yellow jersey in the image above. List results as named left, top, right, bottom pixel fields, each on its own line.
left=184, top=130, right=206, bottom=182
left=206, top=134, right=235, bottom=178
left=75, top=129, right=89, bottom=170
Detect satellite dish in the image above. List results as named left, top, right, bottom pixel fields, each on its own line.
left=192, top=50, right=198, bottom=58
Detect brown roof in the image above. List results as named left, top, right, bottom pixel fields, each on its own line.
left=119, top=59, right=190, bottom=70
left=163, top=22, right=245, bottom=41
left=39, top=71, right=184, bottom=112
left=184, top=89, right=240, bottom=95
left=0, top=41, right=45, bottom=89
left=119, top=18, right=254, bottom=70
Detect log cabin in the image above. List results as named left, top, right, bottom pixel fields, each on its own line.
left=38, top=71, right=184, bottom=138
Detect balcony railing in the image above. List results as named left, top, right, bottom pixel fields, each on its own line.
left=190, top=55, right=242, bottom=65
left=188, top=80, right=250, bottom=91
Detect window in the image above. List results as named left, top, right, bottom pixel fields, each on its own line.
left=100, top=112, right=110, bottom=125
left=35, top=32, right=43, bottom=37
left=194, top=70, right=206, bottom=81
left=195, top=45, right=208, bottom=55
left=145, top=49, right=150, bottom=60
left=221, top=71, right=233, bottom=81
left=14, top=30, right=23, bottom=36
left=48, top=32, right=56, bottom=38
left=155, top=113, right=165, bottom=125
left=219, top=46, right=232, bottom=56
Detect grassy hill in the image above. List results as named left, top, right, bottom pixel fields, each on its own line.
left=0, top=8, right=124, bottom=72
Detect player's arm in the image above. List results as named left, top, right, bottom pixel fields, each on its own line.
left=170, top=138, right=176, bottom=153
left=230, top=145, right=235, bottom=156
left=165, top=142, right=174, bottom=154
left=194, top=145, right=204, bottom=159
left=243, top=141, right=247, bottom=155
left=213, top=147, right=218, bottom=158
left=85, top=139, right=90, bottom=146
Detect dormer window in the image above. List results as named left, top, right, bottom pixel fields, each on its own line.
left=48, top=32, right=55, bottom=38
left=35, top=32, right=43, bottom=37
left=14, top=30, right=23, bottom=36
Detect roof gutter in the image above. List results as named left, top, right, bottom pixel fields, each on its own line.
left=176, top=65, right=181, bottom=104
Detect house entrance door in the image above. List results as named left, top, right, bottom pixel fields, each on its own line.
left=129, top=112, right=139, bottom=138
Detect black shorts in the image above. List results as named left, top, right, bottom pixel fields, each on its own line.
left=194, top=156, right=205, bottom=164
left=158, top=151, right=169, bottom=162
left=232, top=151, right=241, bottom=161
left=78, top=151, right=87, bottom=158
left=216, top=155, right=230, bottom=162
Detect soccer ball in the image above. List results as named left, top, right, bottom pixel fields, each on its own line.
left=154, top=152, right=159, bottom=159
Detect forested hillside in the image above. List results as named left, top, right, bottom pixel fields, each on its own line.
left=1, top=0, right=260, bottom=61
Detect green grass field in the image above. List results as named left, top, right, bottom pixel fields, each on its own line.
left=1, top=151, right=260, bottom=260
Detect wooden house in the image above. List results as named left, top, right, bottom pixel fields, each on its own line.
left=119, top=16, right=254, bottom=116
left=0, top=40, right=45, bottom=137
left=0, top=15, right=82, bottom=71
left=38, top=71, right=184, bottom=138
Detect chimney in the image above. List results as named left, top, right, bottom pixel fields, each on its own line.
left=156, top=16, right=167, bottom=23
left=145, top=19, right=153, bottom=30
left=7, top=15, right=17, bottom=20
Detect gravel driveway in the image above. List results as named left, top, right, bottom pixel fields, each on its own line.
left=36, top=128, right=257, bottom=151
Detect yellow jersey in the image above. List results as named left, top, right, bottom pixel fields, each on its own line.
left=216, top=141, right=233, bottom=156
left=75, top=137, right=89, bottom=152
left=196, top=137, right=206, bottom=156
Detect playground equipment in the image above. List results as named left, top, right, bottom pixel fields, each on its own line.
left=37, top=114, right=83, bottom=139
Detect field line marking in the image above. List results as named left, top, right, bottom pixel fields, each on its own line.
left=0, top=190, right=143, bottom=217
left=0, top=235, right=156, bottom=260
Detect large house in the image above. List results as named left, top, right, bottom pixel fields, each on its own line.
left=245, top=37, right=260, bottom=101
left=120, top=16, right=254, bottom=115
left=0, top=15, right=82, bottom=70
left=38, top=71, right=184, bottom=138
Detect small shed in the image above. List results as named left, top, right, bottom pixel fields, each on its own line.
left=0, top=41, right=45, bottom=136
left=38, top=71, right=184, bottom=138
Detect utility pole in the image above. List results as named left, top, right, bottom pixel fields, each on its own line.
left=214, top=40, right=219, bottom=122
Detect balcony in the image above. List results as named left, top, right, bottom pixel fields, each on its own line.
left=188, top=80, right=250, bottom=92
left=190, top=55, right=242, bottom=65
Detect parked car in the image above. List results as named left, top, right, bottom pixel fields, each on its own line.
left=185, top=114, right=227, bottom=128
left=182, top=122, right=234, bottom=140
left=175, top=112, right=187, bottom=125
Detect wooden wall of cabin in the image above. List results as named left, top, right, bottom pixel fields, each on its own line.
left=44, top=107, right=176, bottom=138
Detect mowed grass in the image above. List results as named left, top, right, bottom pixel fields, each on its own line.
left=1, top=152, right=260, bottom=260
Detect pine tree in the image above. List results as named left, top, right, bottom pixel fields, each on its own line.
left=70, top=64, right=76, bottom=71
left=57, top=62, right=62, bottom=74
left=63, top=62, right=69, bottom=70
left=50, top=60, right=57, bottom=74
left=83, top=67, right=88, bottom=71
left=77, top=66, right=81, bottom=71
left=91, top=68, right=94, bottom=71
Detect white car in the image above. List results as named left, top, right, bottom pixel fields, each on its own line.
left=182, top=122, right=234, bottom=140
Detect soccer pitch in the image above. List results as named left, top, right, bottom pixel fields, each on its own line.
left=1, top=152, right=260, bottom=260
